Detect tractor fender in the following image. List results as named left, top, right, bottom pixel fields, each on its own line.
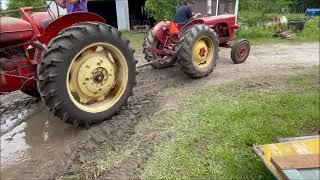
left=179, top=19, right=205, bottom=34
left=38, top=12, right=106, bottom=44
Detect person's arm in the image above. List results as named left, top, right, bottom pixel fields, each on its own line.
left=67, top=0, right=80, bottom=3
left=55, top=0, right=66, bottom=8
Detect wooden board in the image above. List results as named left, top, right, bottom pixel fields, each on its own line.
left=271, top=154, right=320, bottom=170
left=253, top=137, right=320, bottom=179
left=276, top=135, right=320, bottom=143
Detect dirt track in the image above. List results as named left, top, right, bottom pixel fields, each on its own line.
left=1, top=42, right=319, bottom=179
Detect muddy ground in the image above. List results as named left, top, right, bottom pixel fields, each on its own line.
left=0, top=42, right=319, bottom=179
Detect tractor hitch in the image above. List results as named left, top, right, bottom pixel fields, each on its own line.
left=137, top=56, right=173, bottom=69
left=146, top=47, right=175, bottom=56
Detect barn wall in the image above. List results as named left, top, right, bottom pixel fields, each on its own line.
left=192, top=0, right=207, bottom=15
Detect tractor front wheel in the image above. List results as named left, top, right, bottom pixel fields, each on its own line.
left=177, top=24, right=219, bottom=78
left=231, top=39, right=250, bottom=64
left=37, top=22, right=136, bottom=126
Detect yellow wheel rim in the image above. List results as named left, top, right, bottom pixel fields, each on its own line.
left=67, top=43, right=128, bottom=113
left=192, top=36, right=214, bottom=68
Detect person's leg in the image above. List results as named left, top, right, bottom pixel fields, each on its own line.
left=43, top=18, right=52, bottom=28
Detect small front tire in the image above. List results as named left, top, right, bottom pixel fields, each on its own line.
left=231, top=39, right=250, bottom=64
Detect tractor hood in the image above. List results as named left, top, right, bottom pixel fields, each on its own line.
left=0, top=12, right=50, bottom=48
left=199, top=14, right=236, bottom=26
left=0, top=17, right=34, bottom=48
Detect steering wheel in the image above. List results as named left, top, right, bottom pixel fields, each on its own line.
left=191, top=13, right=202, bottom=20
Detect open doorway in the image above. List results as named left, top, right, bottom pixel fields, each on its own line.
left=88, top=0, right=118, bottom=28
left=218, top=0, right=236, bottom=15
left=128, top=0, right=156, bottom=31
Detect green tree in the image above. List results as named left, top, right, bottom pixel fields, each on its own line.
left=146, top=0, right=320, bottom=21
left=7, top=0, right=44, bottom=10
left=145, top=0, right=183, bottom=21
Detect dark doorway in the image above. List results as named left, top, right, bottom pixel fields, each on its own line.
left=88, top=0, right=118, bottom=28
left=128, top=0, right=156, bottom=28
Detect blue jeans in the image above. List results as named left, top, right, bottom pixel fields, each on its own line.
left=43, top=18, right=52, bottom=27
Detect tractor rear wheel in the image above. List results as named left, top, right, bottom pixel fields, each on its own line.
left=20, top=86, right=40, bottom=98
left=231, top=39, right=250, bottom=64
left=143, top=29, right=176, bottom=69
left=37, top=22, right=136, bottom=127
left=177, top=24, right=219, bottom=78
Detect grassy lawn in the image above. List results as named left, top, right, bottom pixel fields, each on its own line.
left=237, top=14, right=320, bottom=44
left=142, top=67, right=320, bottom=179
left=122, top=31, right=146, bottom=49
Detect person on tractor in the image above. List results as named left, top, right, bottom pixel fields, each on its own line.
left=174, top=0, right=201, bottom=23
left=43, top=0, right=88, bottom=27
left=55, top=0, right=88, bottom=14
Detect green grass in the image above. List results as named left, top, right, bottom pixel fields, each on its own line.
left=237, top=12, right=320, bottom=43
left=142, top=67, right=320, bottom=179
left=295, top=17, right=320, bottom=41
left=122, top=31, right=146, bottom=49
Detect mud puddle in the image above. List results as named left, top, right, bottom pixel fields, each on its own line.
left=1, top=100, right=79, bottom=179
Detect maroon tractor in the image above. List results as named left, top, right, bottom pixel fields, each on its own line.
left=143, top=15, right=250, bottom=78
left=0, top=6, right=136, bottom=126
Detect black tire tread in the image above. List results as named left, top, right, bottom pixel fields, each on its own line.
left=177, top=24, right=219, bottom=78
left=231, top=39, right=251, bottom=64
left=38, top=22, right=136, bottom=126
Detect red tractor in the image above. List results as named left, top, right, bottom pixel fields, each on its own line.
left=143, top=15, right=250, bottom=78
left=0, top=5, right=136, bottom=126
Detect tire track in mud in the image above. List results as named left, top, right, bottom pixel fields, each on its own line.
left=0, top=60, right=189, bottom=180
left=64, top=66, right=189, bottom=179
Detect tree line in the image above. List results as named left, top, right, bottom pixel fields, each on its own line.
left=239, top=0, right=320, bottom=13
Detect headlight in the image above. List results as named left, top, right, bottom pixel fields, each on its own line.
left=162, top=25, right=168, bottom=31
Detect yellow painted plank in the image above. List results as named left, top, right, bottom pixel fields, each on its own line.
left=254, top=138, right=320, bottom=180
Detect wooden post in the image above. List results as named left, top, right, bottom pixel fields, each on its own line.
left=208, top=0, right=212, bottom=15
left=116, top=0, right=130, bottom=30
left=235, top=0, right=239, bottom=21
left=215, top=0, right=219, bottom=16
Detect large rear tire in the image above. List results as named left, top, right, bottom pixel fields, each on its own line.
left=20, top=86, right=40, bottom=98
left=37, top=22, right=136, bottom=127
left=177, top=24, right=219, bottom=78
left=143, top=29, right=176, bottom=69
